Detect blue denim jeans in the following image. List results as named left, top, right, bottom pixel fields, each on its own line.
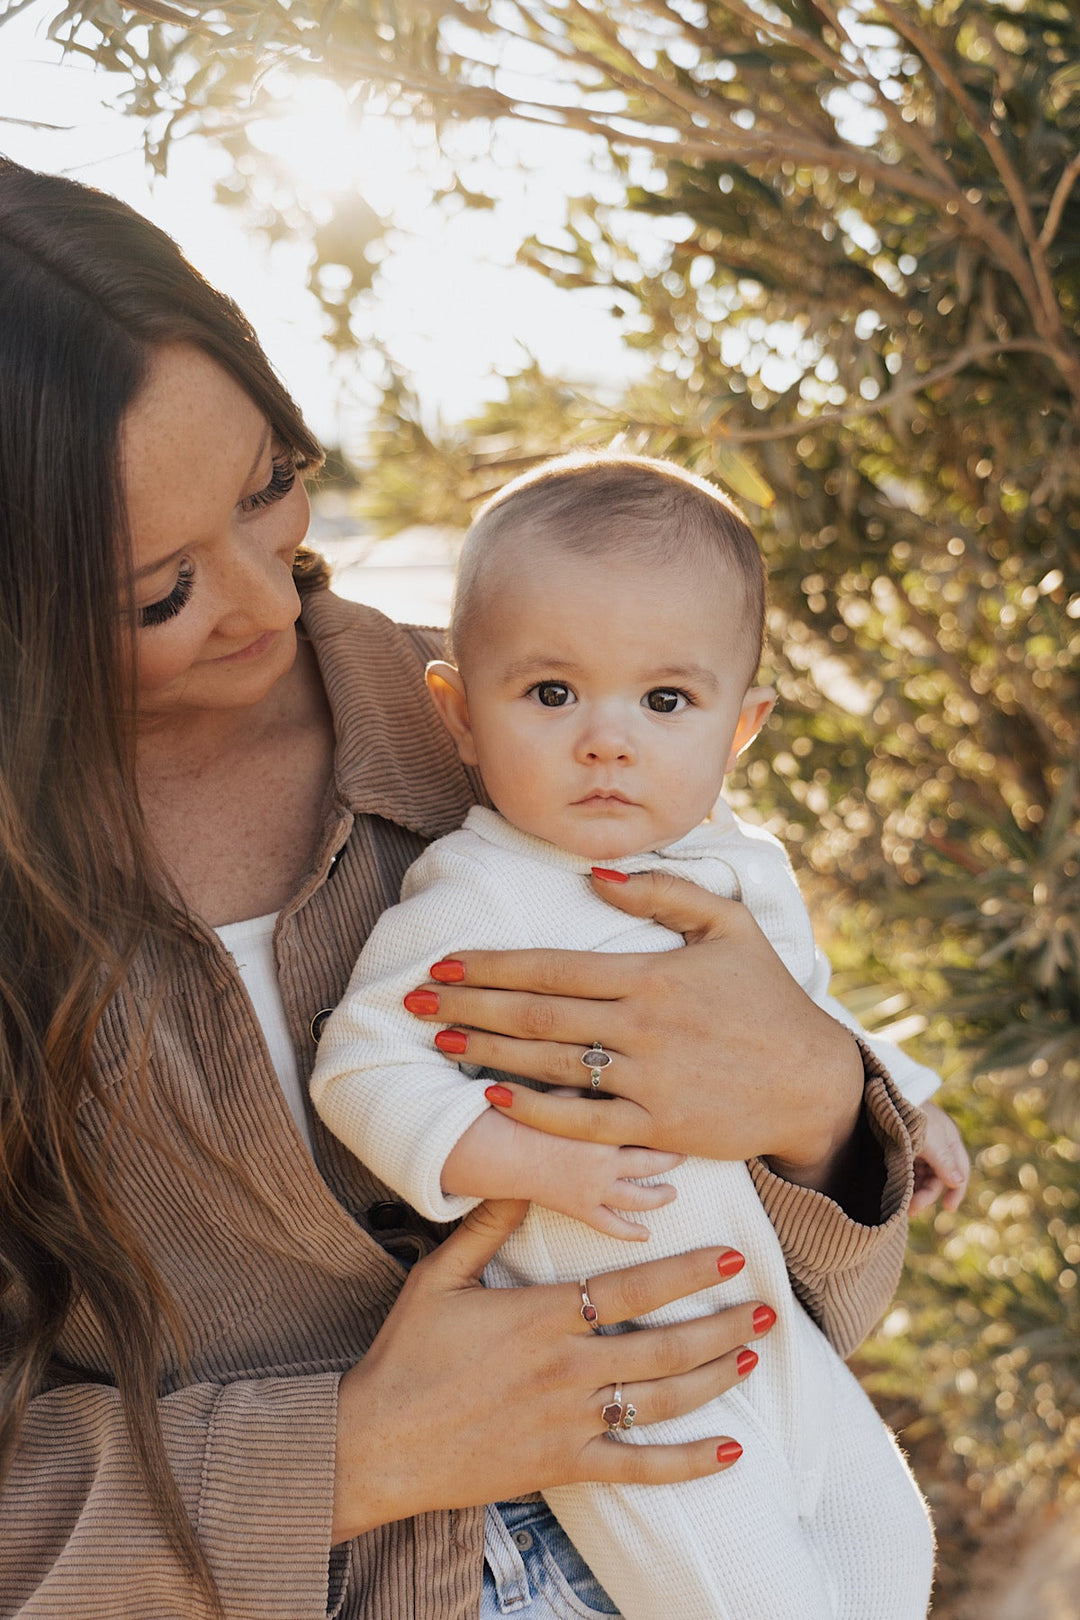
left=480, top=1501, right=622, bottom=1618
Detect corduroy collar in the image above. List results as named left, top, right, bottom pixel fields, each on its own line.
left=301, top=587, right=480, bottom=843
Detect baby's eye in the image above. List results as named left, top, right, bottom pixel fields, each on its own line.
left=530, top=682, right=574, bottom=708
left=644, top=688, right=688, bottom=713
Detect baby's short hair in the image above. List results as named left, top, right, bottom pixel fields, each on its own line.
left=449, top=451, right=766, bottom=678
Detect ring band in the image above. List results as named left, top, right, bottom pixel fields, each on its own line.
left=579, top=1279, right=601, bottom=1332
left=582, top=1041, right=612, bottom=1090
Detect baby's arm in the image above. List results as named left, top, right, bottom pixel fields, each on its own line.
left=442, top=1108, right=682, bottom=1241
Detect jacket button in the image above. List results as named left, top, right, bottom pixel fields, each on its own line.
left=368, top=1200, right=409, bottom=1231
left=310, top=1009, right=333, bottom=1044
left=327, top=844, right=347, bottom=877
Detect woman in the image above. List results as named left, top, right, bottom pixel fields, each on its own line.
left=0, top=158, right=922, bottom=1620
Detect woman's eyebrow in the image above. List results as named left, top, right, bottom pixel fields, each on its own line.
left=133, top=423, right=272, bottom=581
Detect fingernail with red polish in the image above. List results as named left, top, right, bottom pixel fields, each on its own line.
left=591, top=867, right=629, bottom=883
left=435, top=1029, right=468, bottom=1054
left=752, top=1305, right=777, bottom=1335
left=716, top=1440, right=743, bottom=1465
left=404, top=990, right=440, bottom=1015
left=736, top=1349, right=758, bottom=1378
left=486, top=1084, right=513, bottom=1107
left=717, top=1248, right=745, bottom=1278
left=430, top=959, right=465, bottom=982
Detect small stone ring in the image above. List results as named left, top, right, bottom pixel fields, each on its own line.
left=602, top=1385, right=625, bottom=1433
left=601, top=1386, right=637, bottom=1434
left=582, top=1041, right=612, bottom=1090
left=579, top=1279, right=602, bottom=1332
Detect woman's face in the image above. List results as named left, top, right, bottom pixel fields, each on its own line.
left=121, top=342, right=311, bottom=728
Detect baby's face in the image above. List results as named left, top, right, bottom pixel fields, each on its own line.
left=443, top=547, right=772, bottom=860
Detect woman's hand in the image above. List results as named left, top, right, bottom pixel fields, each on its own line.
left=406, top=871, right=867, bottom=1199
left=332, top=1200, right=772, bottom=1543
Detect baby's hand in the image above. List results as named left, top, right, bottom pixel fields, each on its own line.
left=911, top=1101, right=970, bottom=1214
left=525, top=1134, right=684, bottom=1240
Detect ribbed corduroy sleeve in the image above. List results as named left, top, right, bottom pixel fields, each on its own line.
left=749, top=1042, right=926, bottom=1359
left=0, top=1372, right=341, bottom=1620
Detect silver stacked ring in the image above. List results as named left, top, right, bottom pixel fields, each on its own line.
left=582, top=1041, right=612, bottom=1089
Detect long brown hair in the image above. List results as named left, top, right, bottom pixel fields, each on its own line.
left=0, top=158, right=327, bottom=1608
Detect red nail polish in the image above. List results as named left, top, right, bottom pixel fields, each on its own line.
left=737, top=1349, right=758, bottom=1378
left=716, top=1440, right=743, bottom=1464
left=435, top=1029, right=468, bottom=1054
left=486, top=1084, right=513, bottom=1107
left=404, top=990, right=440, bottom=1015
left=717, top=1249, right=745, bottom=1278
left=591, top=866, right=629, bottom=883
left=752, top=1305, right=777, bottom=1335
left=430, top=959, right=465, bottom=982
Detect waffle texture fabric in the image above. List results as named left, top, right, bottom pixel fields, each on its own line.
left=312, top=805, right=936, bottom=1620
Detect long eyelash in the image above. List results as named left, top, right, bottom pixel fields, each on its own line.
left=240, top=452, right=296, bottom=512
left=139, top=561, right=195, bottom=629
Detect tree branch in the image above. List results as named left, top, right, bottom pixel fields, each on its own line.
left=1039, top=153, right=1080, bottom=251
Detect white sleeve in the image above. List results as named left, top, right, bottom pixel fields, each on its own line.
left=309, top=841, right=525, bottom=1222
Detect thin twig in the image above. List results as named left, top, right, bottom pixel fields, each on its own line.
left=119, top=0, right=201, bottom=24
left=1039, top=153, right=1080, bottom=251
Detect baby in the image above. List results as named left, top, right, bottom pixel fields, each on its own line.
left=312, top=454, right=958, bottom=1620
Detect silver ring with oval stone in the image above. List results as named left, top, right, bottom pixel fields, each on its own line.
left=582, top=1041, right=612, bottom=1089
left=579, top=1279, right=602, bottom=1332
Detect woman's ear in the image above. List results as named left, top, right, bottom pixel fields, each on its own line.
left=725, top=686, right=776, bottom=771
left=425, top=661, right=479, bottom=766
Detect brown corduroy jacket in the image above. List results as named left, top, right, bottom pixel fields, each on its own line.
left=0, top=589, right=922, bottom=1620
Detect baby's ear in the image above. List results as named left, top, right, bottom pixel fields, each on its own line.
left=725, top=685, right=776, bottom=771
left=425, top=661, right=479, bottom=766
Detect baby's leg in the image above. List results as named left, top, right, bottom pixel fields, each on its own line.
left=803, top=1356, right=935, bottom=1620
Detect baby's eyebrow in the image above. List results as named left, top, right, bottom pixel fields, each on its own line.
left=647, top=665, right=721, bottom=691
left=497, top=655, right=583, bottom=682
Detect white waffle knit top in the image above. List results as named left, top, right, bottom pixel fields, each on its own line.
left=311, top=803, right=937, bottom=1222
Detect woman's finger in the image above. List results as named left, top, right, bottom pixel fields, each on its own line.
left=427, top=946, right=636, bottom=998
left=590, top=868, right=750, bottom=945
left=613, top=1341, right=759, bottom=1430
left=573, top=1249, right=756, bottom=1336
left=584, top=1434, right=744, bottom=1487
left=485, top=1084, right=652, bottom=1146
left=413, top=983, right=621, bottom=1048
left=420, top=1197, right=531, bottom=1290
left=592, top=1299, right=775, bottom=1385
left=436, top=1028, right=632, bottom=1091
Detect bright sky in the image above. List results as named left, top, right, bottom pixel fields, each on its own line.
left=0, top=6, right=642, bottom=446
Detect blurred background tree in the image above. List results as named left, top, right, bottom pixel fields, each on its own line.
left=5, top=0, right=1080, bottom=1609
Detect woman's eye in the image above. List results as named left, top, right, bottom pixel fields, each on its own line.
left=530, top=682, right=574, bottom=708
left=138, top=561, right=195, bottom=629
left=644, top=688, right=688, bottom=713
left=239, top=451, right=296, bottom=513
